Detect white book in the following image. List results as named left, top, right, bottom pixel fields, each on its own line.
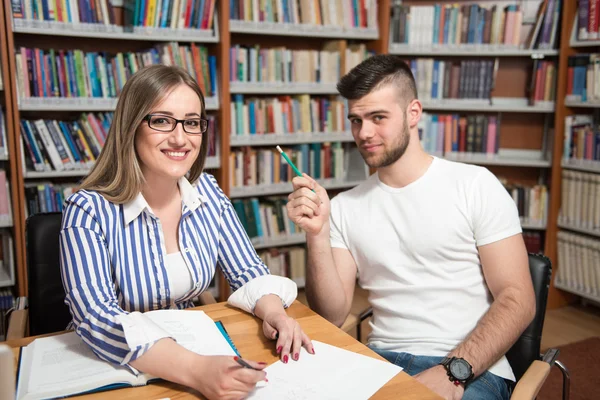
left=16, top=310, right=237, bottom=400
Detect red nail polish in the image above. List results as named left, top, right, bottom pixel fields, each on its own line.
left=234, top=356, right=239, bottom=361
left=277, top=346, right=282, bottom=354
left=258, top=362, right=267, bottom=365
left=283, top=355, right=288, bottom=363
left=294, top=353, right=299, bottom=360
left=265, top=378, right=269, bottom=382
left=311, top=348, right=316, bottom=355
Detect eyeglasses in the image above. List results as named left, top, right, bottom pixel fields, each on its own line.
left=143, top=114, right=209, bottom=134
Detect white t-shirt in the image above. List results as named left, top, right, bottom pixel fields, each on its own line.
left=329, top=156, right=522, bottom=381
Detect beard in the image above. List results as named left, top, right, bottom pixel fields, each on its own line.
left=359, top=120, right=410, bottom=169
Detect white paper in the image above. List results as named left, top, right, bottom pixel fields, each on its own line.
left=144, top=310, right=237, bottom=356
left=247, top=341, right=402, bottom=400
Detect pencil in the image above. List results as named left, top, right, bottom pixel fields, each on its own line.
left=275, top=145, right=303, bottom=177
left=234, top=356, right=261, bottom=371
left=275, top=145, right=318, bottom=195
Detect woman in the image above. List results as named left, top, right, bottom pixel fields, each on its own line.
left=59, top=65, right=313, bottom=399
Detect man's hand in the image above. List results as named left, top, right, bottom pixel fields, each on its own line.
left=414, top=365, right=464, bottom=400
left=286, top=173, right=330, bottom=236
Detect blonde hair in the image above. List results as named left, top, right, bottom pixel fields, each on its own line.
left=79, top=65, right=208, bottom=203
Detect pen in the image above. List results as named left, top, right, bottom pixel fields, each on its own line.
left=234, top=356, right=261, bottom=371
left=275, top=145, right=316, bottom=193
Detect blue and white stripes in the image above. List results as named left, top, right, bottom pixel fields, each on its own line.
left=59, top=173, right=270, bottom=366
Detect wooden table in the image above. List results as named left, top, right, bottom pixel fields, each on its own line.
left=6, top=301, right=441, bottom=399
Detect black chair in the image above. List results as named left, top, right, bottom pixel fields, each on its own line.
left=26, top=212, right=72, bottom=336
left=357, top=253, right=570, bottom=400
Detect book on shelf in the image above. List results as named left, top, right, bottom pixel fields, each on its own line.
left=10, top=0, right=217, bottom=32
left=562, top=114, right=599, bottom=164
left=232, top=196, right=303, bottom=243
left=0, top=171, right=13, bottom=227
left=528, top=59, right=557, bottom=105
left=556, top=231, right=600, bottom=301
left=230, top=42, right=370, bottom=87
left=24, top=183, right=75, bottom=216
left=16, top=309, right=238, bottom=400
left=127, top=0, right=216, bottom=30
left=10, top=0, right=116, bottom=25
left=258, top=246, right=306, bottom=287
left=0, top=288, right=16, bottom=341
left=20, top=113, right=218, bottom=173
left=559, top=170, right=600, bottom=231
left=523, top=231, right=544, bottom=254
left=390, top=0, right=561, bottom=50
left=230, top=94, right=350, bottom=137
left=404, top=58, right=496, bottom=102
left=499, top=180, right=549, bottom=228
left=418, top=112, right=499, bottom=157
left=229, top=143, right=367, bottom=189
left=14, top=43, right=217, bottom=102
left=565, top=53, right=600, bottom=103
left=229, top=0, right=378, bottom=31
left=0, top=108, right=8, bottom=159
left=574, top=0, right=600, bottom=41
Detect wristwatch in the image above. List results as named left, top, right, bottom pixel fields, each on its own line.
left=439, top=357, right=474, bottom=386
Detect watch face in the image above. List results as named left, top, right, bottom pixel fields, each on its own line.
left=449, top=359, right=472, bottom=380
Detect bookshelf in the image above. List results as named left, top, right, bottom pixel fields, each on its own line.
left=0, top=0, right=575, bottom=309
left=546, top=0, right=600, bottom=308
left=1, top=0, right=227, bottom=299
left=0, top=1, right=20, bottom=299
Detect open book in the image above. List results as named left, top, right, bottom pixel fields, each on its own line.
left=16, top=310, right=238, bottom=400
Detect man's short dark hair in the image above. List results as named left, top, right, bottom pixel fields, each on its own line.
left=337, top=54, right=418, bottom=103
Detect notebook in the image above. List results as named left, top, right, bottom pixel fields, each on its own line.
left=15, top=310, right=238, bottom=400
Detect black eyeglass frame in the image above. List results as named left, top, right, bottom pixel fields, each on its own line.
left=143, top=114, right=209, bottom=134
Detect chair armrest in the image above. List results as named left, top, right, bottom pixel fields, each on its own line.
left=510, top=360, right=551, bottom=400
left=6, top=309, right=28, bottom=340
left=198, top=292, right=217, bottom=305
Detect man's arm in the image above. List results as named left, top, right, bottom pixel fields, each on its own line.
left=305, top=223, right=358, bottom=327
left=447, top=233, right=536, bottom=376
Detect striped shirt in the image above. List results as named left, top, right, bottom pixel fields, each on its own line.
left=59, top=173, right=273, bottom=367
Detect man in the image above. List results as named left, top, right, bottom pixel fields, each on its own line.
left=286, top=54, right=535, bottom=400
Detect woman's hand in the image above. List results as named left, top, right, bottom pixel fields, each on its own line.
left=192, top=355, right=267, bottom=400
left=262, top=311, right=314, bottom=363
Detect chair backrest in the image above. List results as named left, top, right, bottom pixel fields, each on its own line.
left=505, top=253, right=552, bottom=381
left=26, top=212, right=71, bottom=336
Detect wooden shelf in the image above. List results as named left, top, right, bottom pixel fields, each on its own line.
left=443, top=149, right=551, bottom=167
left=570, top=39, right=600, bottom=48
left=521, top=221, right=547, bottom=230
left=230, top=131, right=354, bottom=146
left=561, top=159, right=600, bottom=174
left=11, top=19, right=219, bottom=42
left=230, top=20, right=378, bottom=39
left=564, top=99, right=600, bottom=108
left=24, top=156, right=221, bottom=179
left=251, top=233, right=306, bottom=250
left=229, top=82, right=338, bottom=95
left=230, top=178, right=364, bottom=198
left=389, top=44, right=558, bottom=57
left=422, top=98, right=555, bottom=113
left=557, top=222, right=600, bottom=239
left=554, top=281, right=600, bottom=304
left=19, top=96, right=220, bottom=111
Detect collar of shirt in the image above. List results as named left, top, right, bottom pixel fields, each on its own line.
left=123, top=177, right=208, bottom=225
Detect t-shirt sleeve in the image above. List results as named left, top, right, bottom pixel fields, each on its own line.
left=329, top=196, right=348, bottom=250
left=469, top=168, right=523, bottom=247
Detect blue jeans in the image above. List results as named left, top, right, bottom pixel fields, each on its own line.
left=370, top=347, right=511, bottom=400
